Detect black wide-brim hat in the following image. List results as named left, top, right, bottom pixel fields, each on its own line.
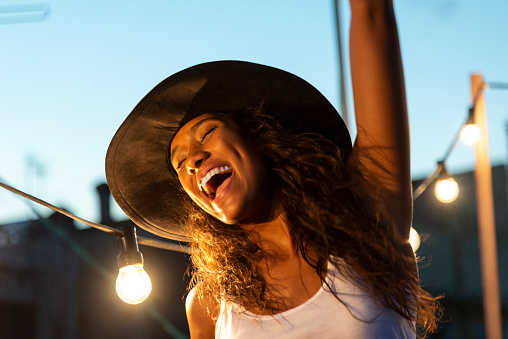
left=106, top=61, right=351, bottom=242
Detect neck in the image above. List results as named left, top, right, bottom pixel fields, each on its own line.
left=241, top=211, right=296, bottom=258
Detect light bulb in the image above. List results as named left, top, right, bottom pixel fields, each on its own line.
left=460, top=124, right=480, bottom=145
left=409, top=227, right=421, bottom=252
left=434, top=177, right=459, bottom=203
left=116, top=264, right=152, bottom=304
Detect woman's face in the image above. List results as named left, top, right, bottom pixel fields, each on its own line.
left=170, top=114, right=273, bottom=224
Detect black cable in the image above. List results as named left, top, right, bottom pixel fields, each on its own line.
left=0, top=179, right=191, bottom=253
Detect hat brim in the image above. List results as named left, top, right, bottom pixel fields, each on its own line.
left=106, top=61, right=351, bottom=242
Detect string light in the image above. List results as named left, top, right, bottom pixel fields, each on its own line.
left=460, top=108, right=480, bottom=145
left=434, top=163, right=459, bottom=203
left=460, top=124, right=480, bottom=145
left=116, top=264, right=152, bottom=304
left=413, top=101, right=486, bottom=203
left=409, top=227, right=421, bottom=252
left=435, top=177, right=459, bottom=203
left=116, top=225, right=152, bottom=304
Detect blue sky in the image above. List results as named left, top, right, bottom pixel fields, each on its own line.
left=1, top=0, right=507, bottom=226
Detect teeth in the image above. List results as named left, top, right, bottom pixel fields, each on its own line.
left=200, top=165, right=231, bottom=192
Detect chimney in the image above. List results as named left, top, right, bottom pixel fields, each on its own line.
left=96, top=184, right=112, bottom=224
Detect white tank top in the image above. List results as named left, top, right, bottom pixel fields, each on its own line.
left=215, top=261, right=415, bottom=339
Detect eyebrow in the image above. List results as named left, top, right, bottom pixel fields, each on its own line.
left=169, top=117, right=221, bottom=164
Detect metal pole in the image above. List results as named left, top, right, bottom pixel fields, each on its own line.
left=334, top=0, right=350, bottom=130
left=471, top=73, right=503, bottom=339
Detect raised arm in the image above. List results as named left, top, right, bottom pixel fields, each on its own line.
left=348, top=0, right=412, bottom=242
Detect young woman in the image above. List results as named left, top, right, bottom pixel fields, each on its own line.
left=106, top=0, right=441, bottom=337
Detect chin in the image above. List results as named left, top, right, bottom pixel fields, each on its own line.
left=212, top=211, right=250, bottom=226
left=220, top=218, right=238, bottom=225
left=214, top=210, right=242, bottom=225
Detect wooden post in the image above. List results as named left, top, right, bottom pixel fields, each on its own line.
left=471, top=73, right=503, bottom=339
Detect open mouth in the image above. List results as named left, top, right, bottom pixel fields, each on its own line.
left=200, top=166, right=233, bottom=198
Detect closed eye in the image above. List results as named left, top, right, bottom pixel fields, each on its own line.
left=201, top=126, right=217, bottom=142
left=176, top=158, right=186, bottom=171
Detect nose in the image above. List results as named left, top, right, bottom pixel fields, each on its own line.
left=185, top=150, right=209, bottom=175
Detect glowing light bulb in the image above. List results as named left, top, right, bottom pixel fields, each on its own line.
left=116, top=264, right=152, bottom=304
left=435, top=177, right=459, bottom=203
left=460, top=124, right=480, bottom=145
left=409, top=227, right=421, bottom=252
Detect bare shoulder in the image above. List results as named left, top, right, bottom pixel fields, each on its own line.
left=186, top=286, right=218, bottom=339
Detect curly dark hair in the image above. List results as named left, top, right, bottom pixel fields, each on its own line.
left=182, top=104, right=442, bottom=337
